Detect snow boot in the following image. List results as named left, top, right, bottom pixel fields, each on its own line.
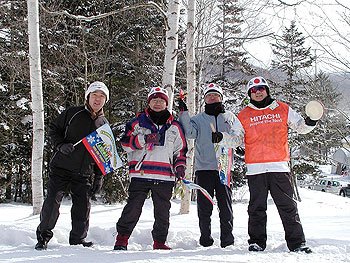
left=35, top=240, right=48, bottom=250
left=69, top=239, right=94, bottom=247
left=199, top=236, right=214, bottom=247
left=248, top=243, right=264, bottom=252
left=221, top=240, right=234, bottom=248
left=153, top=240, right=171, bottom=250
left=291, top=244, right=312, bottom=254
left=114, top=233, right=129, bottom=250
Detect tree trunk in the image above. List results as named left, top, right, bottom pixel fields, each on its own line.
left=27, top=0, right=44, bottom=215
left=180, top=0, right=196, bottom=214
left=162, top=0, right=180, bottom=112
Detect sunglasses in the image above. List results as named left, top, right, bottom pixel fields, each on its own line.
left=250, top=85, right=266, bottom=93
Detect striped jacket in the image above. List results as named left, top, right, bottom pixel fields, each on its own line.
left=120, top=109, right=187, bottom=182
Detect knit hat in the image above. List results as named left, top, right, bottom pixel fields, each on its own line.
left=246, top=76, right=269, bottom=97
left=85, top=81, right=109, bottom=102
left=147, top=87, right=169, bottom=105
left=203, top=83, right=223, bottom=100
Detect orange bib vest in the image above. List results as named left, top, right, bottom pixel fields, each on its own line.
left=238, top=101, right=290, bottom=164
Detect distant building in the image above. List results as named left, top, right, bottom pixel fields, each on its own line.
left=332, top=148, right=350, bottom=174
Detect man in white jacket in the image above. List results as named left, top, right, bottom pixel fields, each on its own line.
left=219, top=76, right=318, bottom=253
left=114, top=87, right=187, bottom=251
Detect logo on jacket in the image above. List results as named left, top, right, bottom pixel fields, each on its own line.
left=250, top=113, right=282, bottom=127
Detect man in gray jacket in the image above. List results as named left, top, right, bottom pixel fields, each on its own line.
left=178, top=83, right=238, bottom=248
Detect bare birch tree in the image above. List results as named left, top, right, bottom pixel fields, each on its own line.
left=180, top=0, right=196, bottom=214
left=27, top=0, right=44, bottom=215
left=162, top=0, right=180, bottom=112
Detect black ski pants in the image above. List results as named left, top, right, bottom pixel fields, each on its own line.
left=36, top=169, right=91, bottom=244
left=195, top=170, right=234, bottom=247
left=116, top=178, right=174, bottom=242
left=247, top=172, right=306, bottom=251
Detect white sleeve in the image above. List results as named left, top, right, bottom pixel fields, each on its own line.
left=178, top=111, right=198, bottom=139
left=220, top=117, right=245, bottom=148
left=288, top=106, right=316, bottom=134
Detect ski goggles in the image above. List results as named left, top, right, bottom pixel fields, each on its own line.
left=250, top=85, right=267, bottom=93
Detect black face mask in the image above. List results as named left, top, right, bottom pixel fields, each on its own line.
left=250, top=95, right=274, bottom=108
left=148, top=108, right=171, bottom=125
left=205, top=102, right=225, bottom=116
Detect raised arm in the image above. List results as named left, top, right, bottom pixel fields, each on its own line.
left=287, top=107, right=317, bottom=134
left=178, top=111, right=199, bottom=140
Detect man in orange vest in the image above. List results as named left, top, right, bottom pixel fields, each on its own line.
left=217, top=76, right=319, bottom=253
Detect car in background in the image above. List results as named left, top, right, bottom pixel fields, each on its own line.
left=311, top=179, right=342, bottom=194
left=339, top=184, right=350, bottom=197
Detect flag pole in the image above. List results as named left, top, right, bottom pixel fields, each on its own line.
left=209, top=122, right=215, bottom=132
left=74, top=139, right=82, bottom=147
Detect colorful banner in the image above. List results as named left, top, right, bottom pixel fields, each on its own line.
left=182, top=179, right=214, bottom=205
left=214, top=144, right=232, bottom=187
left=82, top=123, right=123, bottom=175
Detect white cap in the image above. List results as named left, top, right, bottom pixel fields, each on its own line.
left=203, top=83, right=223, bottom=99
left=246, top=76, right=269, bottom=93
left=147, top=87, right=169, bottom=105
left=85, top=81, right=109, bottom=102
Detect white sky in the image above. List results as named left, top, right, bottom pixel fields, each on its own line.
left=242, top=0, right=350, bottom=73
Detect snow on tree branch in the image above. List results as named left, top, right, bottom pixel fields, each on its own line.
left=39, top=1, right=167, bottom=23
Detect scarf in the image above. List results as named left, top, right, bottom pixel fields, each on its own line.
left=250, top=95, right=275, bottom=109
left=148, top=108, right=171, bottom=125
left=205, top=102, right=225, bottom=116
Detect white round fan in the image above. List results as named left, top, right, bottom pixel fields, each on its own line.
left=305, top=100, right=325, bottom=120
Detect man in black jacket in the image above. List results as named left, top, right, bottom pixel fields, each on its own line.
left=35, top=82, right=109, bottom=250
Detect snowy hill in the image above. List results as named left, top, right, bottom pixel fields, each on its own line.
left=0, top=187, right=349, bottom=263
left=328, top=73, right=350, bottom=112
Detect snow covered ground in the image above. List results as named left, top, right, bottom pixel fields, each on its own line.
left=0, top=186, right=349, bottom=263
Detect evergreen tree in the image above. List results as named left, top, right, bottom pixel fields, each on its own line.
left=271, top=20, right=315, bottom=111
left=298, top=72, right=346, bottom=166
left=0, top=0, right=167, bottom=203
left=205, top=0, right=253, bottom=188
left=0, top=0, right=33, bottom=203
left=209, top=0, right=253, bottom=113
left=270, top=22, right=348, bottom=179
left=39, top=0, right=167, bottom=203
left=271, top=21, right=318, bottom=184
left=270, top=20, right=315, bottom=146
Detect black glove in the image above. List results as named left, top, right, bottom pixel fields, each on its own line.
left=177, top=98, right=188, bottom=112
left=212, top=132, right=223, bottom=143
left=305, top=116, right=317, bottom=126
left=91, top=176, right=103, bottom=195
left=59, top=143, right=75, bottom=155
left=175, top=166, right=185, bottom=180
left=145, top=133, right=161, bottom=145
left=236, top=146, right=245, bottom=156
